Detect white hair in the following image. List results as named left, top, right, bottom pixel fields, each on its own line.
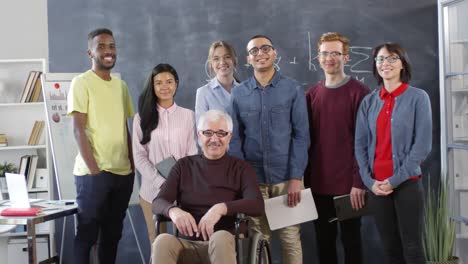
left=197, top=110, right=233, bottom=132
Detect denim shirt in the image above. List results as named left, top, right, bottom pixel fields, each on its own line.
left=355, top=85, right=432, bottom=189
left=195, top=78, right=239, bottom=121
left=229, top=71, right=310, bottom=184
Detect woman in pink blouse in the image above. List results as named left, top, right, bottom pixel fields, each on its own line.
left=132, top=63, right=198, bottom=245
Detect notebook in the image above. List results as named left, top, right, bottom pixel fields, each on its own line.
left=330, top=192, right=371, bottom=222
left=264, top=188, right=318, bottom=230
left=155, top=156, right=177, bottom=179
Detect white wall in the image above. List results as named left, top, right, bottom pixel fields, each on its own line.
left=0, top=0, right=48, bottom=261
left=0, top=0, right=48, bottom=60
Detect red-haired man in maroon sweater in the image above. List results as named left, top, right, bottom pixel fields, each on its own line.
left=305, top=32, right=370, bottom=264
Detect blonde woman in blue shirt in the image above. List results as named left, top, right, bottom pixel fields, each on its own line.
left=195, top=40, right=239, bottom=121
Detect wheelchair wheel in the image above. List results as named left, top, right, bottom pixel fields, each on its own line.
left=249, top=232, right=271, bottom=264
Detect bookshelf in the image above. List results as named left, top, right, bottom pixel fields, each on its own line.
left=0, top=59, right=55, bottom=262
left=439, top=0, right=468, bottom=262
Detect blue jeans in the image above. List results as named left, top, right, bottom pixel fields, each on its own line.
left=370, top=179, right=425, bottom=264
left=74, top=171, right=134, bottom=264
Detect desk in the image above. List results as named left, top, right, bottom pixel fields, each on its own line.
left=0, top=202, right=78, bottom=264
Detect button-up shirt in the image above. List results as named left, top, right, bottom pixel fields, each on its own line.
left=195, top=78, right=239, bottom=121
left=229, top=71, right=309, bottom=184
left=374, top=83, right=409, bottom=181
left=132, top=103, right=198, bottom=202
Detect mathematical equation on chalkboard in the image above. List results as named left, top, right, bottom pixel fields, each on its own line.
left=204, top=32, right=374, bottom=86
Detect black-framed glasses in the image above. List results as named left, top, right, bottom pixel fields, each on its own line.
left=248, top=44, right=274, bottom=56
left=375, top=55, right=400, bottom=64
left=318, top=51, right=343, bottom=58
left=201, top=130, right=230, bottom=138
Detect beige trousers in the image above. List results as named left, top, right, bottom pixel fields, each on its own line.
left=250, top=181, right=303, bottom=264
left=151, top=230, right=236, bottom=264
left=140, top=197, right=167, bottom=245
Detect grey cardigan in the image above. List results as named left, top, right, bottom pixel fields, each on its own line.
left=354, top=85, right=432, bottom=189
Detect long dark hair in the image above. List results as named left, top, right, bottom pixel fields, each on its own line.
left=138, top=63, right=179, bottom=145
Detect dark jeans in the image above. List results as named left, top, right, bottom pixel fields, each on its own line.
left=314, top=194, right=363, bottom=264
left=370, top=179, right=425, bottom=264
left=74, top=171, right=134, bottom=264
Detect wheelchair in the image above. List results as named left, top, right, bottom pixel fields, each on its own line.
left=155, top=213, right=271, bottom=264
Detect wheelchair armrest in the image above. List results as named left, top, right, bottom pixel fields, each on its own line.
left=155, top=214, right=171, bottom=223
left=235, top=213, right=249, bottom=240
left=155, top=214, right=173, bottom=236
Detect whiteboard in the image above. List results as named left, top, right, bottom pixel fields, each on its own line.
left=42, top=73, right=140, bottom=205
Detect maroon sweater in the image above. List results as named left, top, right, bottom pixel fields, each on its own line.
left=152, top=153, right=264, bottom=240
left=304, top=78, right=370, bottom=195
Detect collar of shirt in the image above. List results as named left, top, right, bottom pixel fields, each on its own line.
left=379, top=82, right=409, bottom=100
left=157, top=102, right=178, bottom=114
left=247, top=70, right=282, bottom=90
left=208, top=78, right=239, bottom=91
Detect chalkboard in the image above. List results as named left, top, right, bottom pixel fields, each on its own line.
left=42, top=73, right=140, bottom=205
left=47, top=0, right=439, bottom=176
left=47, top=0, right=439, bottom=263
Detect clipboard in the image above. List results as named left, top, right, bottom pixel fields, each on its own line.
left=155, top=156, right=177, bottom=179
left=330, top=192, right=371, bottom=222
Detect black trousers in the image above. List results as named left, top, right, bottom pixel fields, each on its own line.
left=314, top=194, right=363, bottom=264
left=370, top=179, right=425, bottom=264
left=74, top=171, right=134, bottom=264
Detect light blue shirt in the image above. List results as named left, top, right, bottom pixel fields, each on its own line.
left=229, top=71, right=310, bottom=184
left=195, top=78, right=239, bottom=121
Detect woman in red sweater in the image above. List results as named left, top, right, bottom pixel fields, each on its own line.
left=355, top=43, right=432, bottom=264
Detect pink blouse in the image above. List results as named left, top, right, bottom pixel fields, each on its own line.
left=132, top=103, right=198, bottom=202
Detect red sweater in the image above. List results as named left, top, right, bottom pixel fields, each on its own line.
left=304, top=78, right=370, bottom=195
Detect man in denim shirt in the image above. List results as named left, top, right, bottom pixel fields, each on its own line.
left=229, top=35, right=309, bottom=264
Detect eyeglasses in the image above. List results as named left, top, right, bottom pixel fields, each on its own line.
left=375, top=55, right=400, bottom=64
left=201, top=130, right=230, bottom=138
left=318, top=51, right=343, bottom=58
left=248, top=44, right=274, bottom=56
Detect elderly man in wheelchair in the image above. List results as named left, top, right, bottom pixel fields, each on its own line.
left=151, top=110, right=265, bottom=264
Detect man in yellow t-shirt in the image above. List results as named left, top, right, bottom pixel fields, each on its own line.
left=67, top=28, right=135, bottom=264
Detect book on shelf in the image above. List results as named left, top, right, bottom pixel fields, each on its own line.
left=19, top=71, right=36, bottom=103
left=30, top=74, right=43, bottom=102
left=18, top=155, right=30, bottom=179
left=27, top=120, right=45, bottom=145
left=0, top=133, right=7, bottom=147
left=19, top=71, right=42, bottom=103
left=27, top=121, right=39, bottom=145
left=35, top=121, right=45, bottom=145
left=26, top=155, right=38, bottom=190
left=17, top=155, right=38, bottom=190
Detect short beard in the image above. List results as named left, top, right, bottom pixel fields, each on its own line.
left=94, top=58, right=115, bottom=71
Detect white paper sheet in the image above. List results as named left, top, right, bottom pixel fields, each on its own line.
left=264, top=188, right=318, bottom=230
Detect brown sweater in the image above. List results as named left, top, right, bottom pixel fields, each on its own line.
left=152, top=153, right=264, bottom=240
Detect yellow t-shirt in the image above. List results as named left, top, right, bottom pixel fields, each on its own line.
left=67, top=70, right=134, bottom=176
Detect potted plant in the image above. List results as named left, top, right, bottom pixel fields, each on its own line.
left=0, top=161, right=17, bottom=192
left=423, top=175, right=458, bottom=264
left=0, top=161, right=17, bottom=176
